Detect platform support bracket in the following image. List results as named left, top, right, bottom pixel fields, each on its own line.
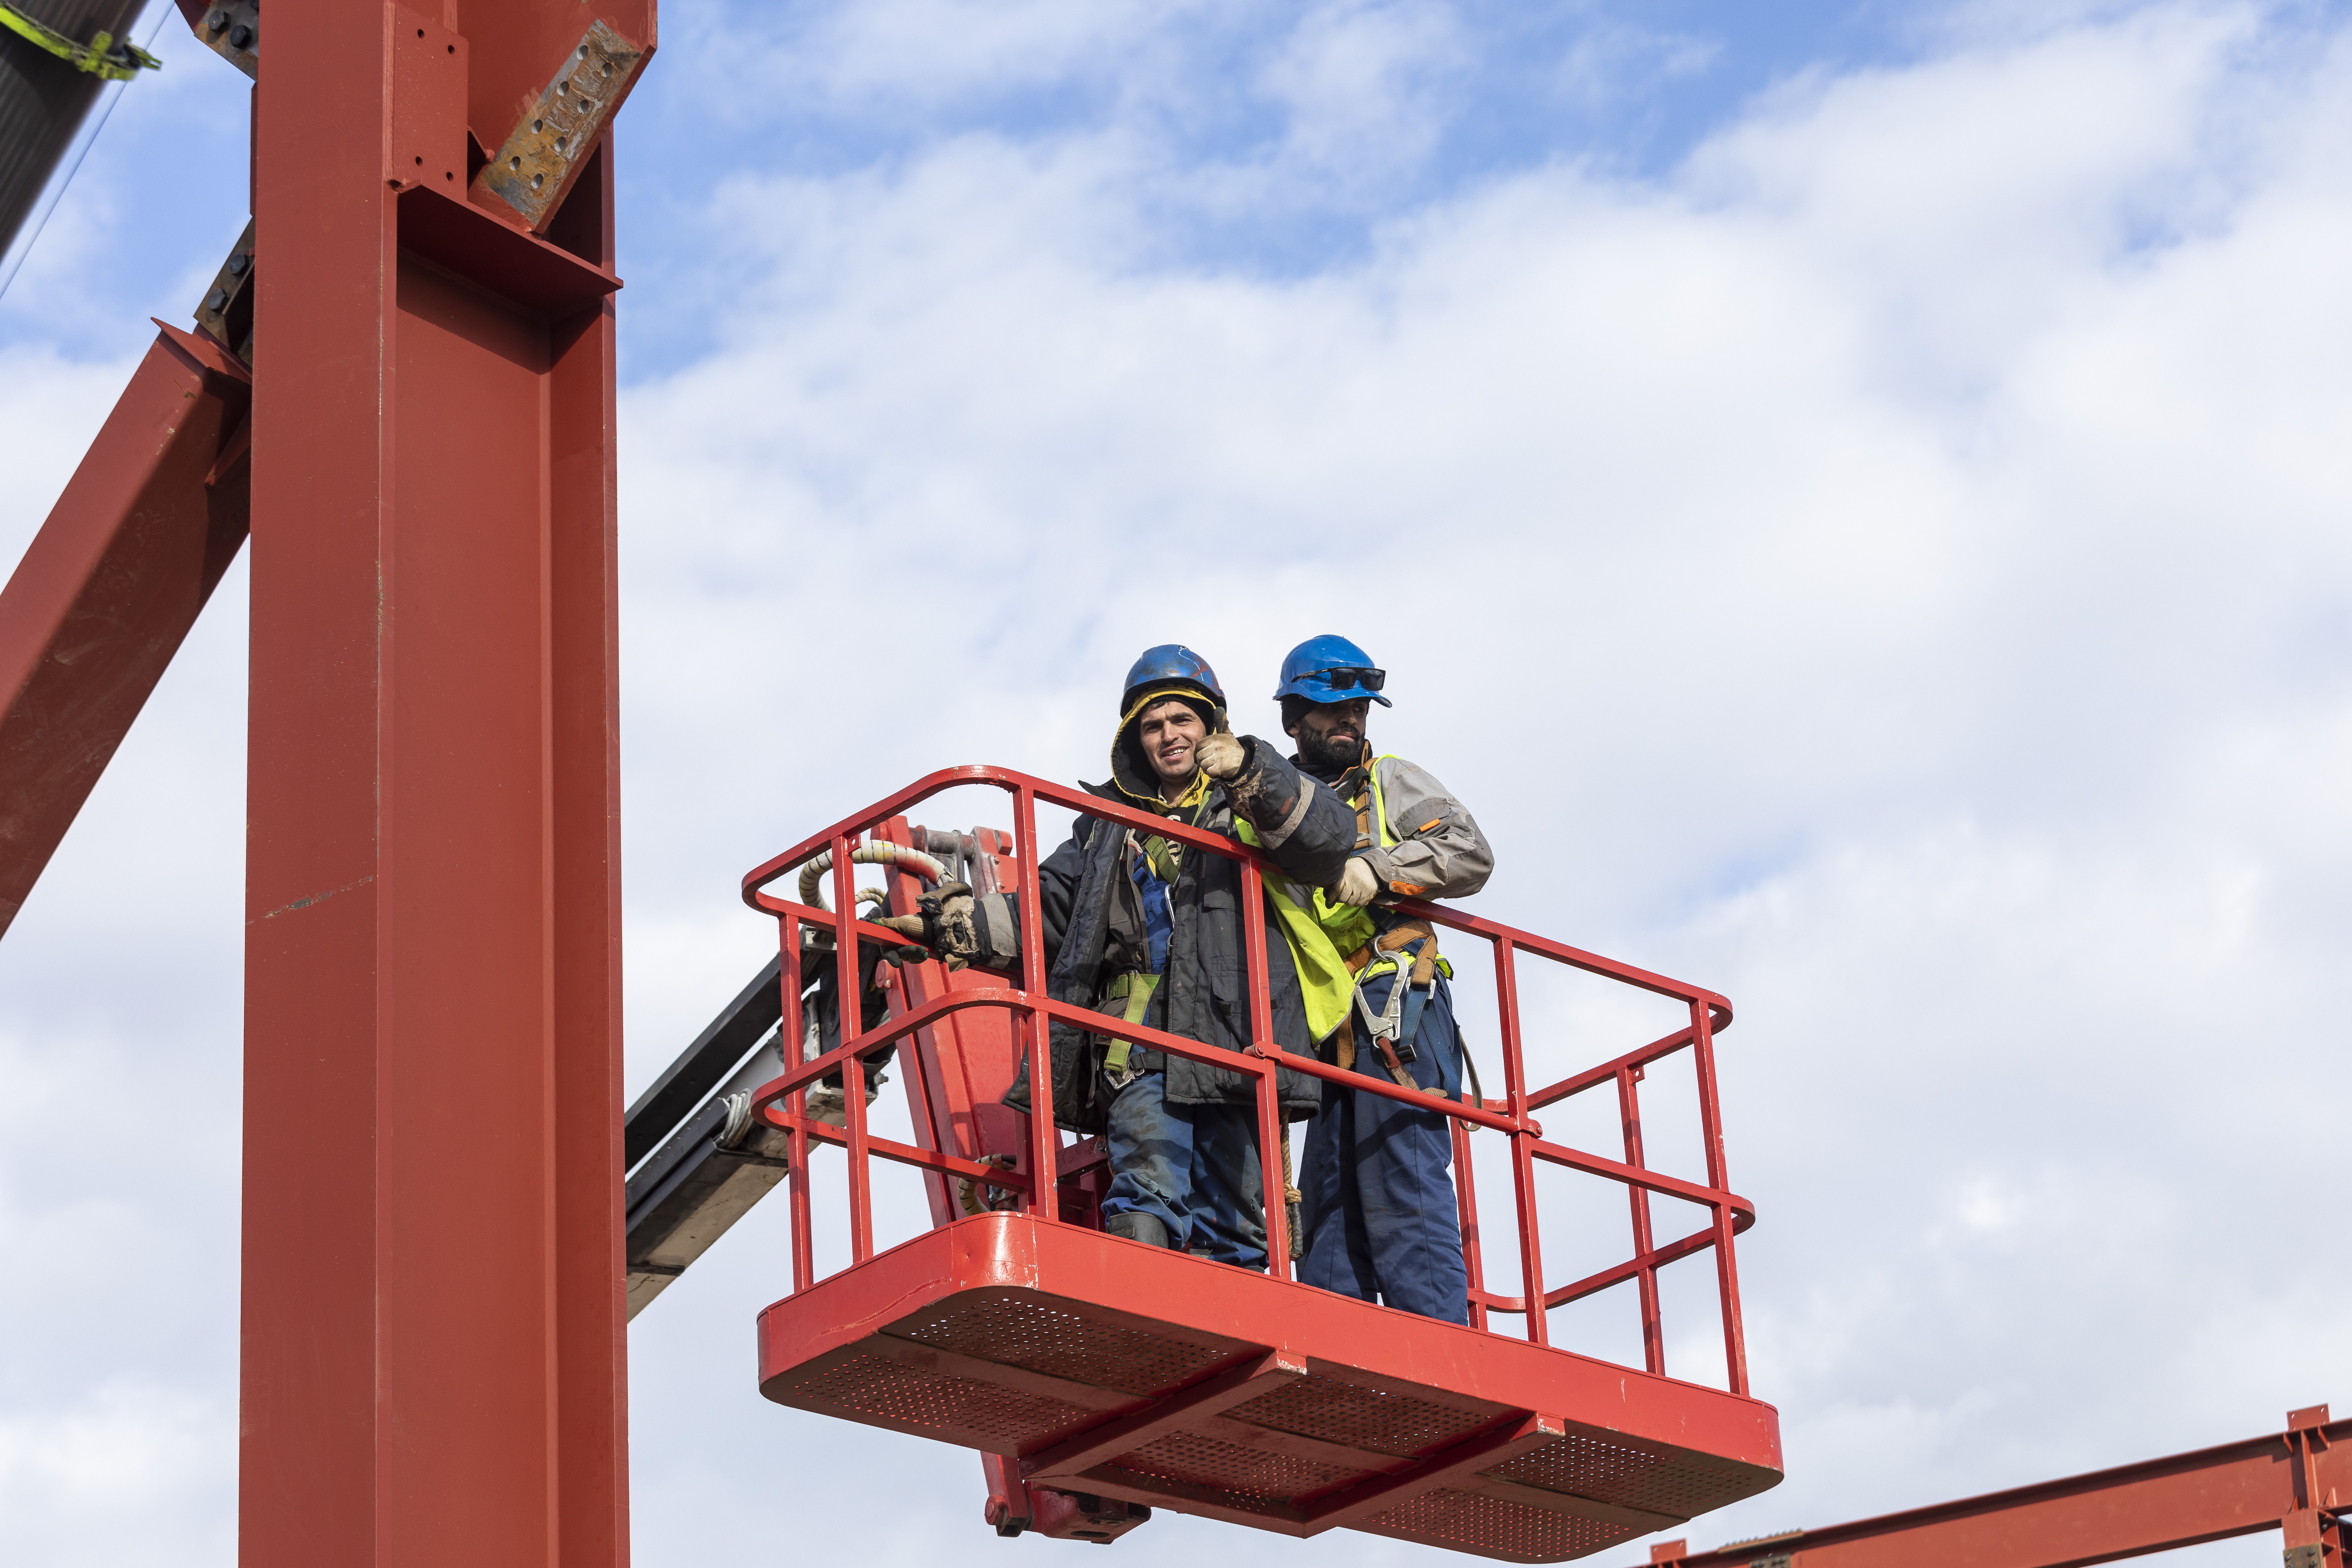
left=1023, top=1345, right=1308, bottom=1482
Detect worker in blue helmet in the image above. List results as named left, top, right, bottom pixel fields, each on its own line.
left=1273, top=634, right=1493, bottom=1324
left=882, top=644, right=1356, bottom=1267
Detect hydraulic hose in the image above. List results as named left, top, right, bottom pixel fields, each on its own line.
left=796, top=842, right=947, bottom=910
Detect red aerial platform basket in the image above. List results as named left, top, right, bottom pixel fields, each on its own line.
left=741, top=766, right=1781, bottom=1561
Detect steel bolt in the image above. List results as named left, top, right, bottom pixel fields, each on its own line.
left=228, top=22, right=253, bottom=48
left=226, top=252, right=248, bottom=276
left=206, top=287, right=229, bottom=312
left=205, top=8, right=227, bottom=31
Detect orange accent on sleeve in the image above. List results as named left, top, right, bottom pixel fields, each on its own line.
left=1390, top=882, right=1429, bottom=897
left=1418, top=818, right=1442, bottom=833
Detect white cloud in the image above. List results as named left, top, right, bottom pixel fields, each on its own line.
left=4, top=2, right=2349, bottom=1566
left=611, top=4, right=2352, bottom=1559
left=0, top=1383, right=234, bottom=1566
left=1257, top=0, right=1468, bottom=182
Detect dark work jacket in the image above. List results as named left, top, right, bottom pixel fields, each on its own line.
left=1000, top=736, right=1356, bottom=1134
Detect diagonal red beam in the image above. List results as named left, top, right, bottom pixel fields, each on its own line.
left=1640, top=1408, right=2350, bottom=1568
left=0, top=323, right=250, bottom=937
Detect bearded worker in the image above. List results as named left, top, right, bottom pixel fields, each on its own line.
left=1274, top=634, right=1492, bottom=1323
left=883, top=645, right=1354, bottom=1267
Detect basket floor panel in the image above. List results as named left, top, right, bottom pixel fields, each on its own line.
left=758, top=1215, right=1781, bottom=1562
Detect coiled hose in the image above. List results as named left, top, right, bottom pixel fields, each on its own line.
left=796, top=842, right=948, bottom=910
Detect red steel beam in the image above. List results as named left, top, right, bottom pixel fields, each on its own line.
left=1642, top=1407, right=2348, bottom=1568
left=0, top=323, right=250, bottom=937
left=241, top=5, right=650, bottom=1567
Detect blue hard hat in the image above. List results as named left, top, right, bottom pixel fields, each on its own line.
left=1120, top=643, right=1226, bottom=716
left=1273, top=634, right=1391, bottom=708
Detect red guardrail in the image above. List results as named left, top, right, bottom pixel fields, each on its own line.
left=741, top=764, right=1754, bottom=1392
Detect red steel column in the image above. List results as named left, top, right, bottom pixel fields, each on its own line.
left=241, top=5, right=647, bottom=1566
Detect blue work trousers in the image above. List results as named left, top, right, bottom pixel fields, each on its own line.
left=1297, top=974, right=1470, bottom=1324
left=1101, top=1070, right=1267, bottom=1269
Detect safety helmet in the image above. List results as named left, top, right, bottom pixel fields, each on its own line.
left=1273, top=634, right=1391, bottom=708
left=1120, top=643, right=1226, bottom=717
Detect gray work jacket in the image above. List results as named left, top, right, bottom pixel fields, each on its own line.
left=1350, top=753, right=1494, bottom=901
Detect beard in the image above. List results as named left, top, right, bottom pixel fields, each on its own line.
left=1298, top=726, right=1363, bottom=777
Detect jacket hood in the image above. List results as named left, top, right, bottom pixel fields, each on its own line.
left=1110, top=686, right=1226, bottom=807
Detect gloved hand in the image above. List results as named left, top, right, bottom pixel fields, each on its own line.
left=1331, top=856, right=1379, bottom=907
left=874, top=880, right=979, bottom=969
left=1196, top=731, right=1246, bottom=781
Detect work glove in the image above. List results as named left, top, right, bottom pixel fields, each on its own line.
left=1331, top=856, right=1379, bottom=907
left=874, top=880, right=980, bottom=970
left=1196, top=731, right=1246, bottom=781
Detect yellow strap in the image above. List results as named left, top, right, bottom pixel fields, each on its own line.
left=1101, top=971, right=1160, bottom=1073
left=1366, top=756, right=1395, bottom=849
left=0, top=7, right=159, bottom=79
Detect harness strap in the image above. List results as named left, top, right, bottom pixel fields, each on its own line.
left=1100, top=970, right=1161, bottom=1078
left=1344, top=920, right=1448, bottom=1092
left=1329, top=945, right=1374, bottom=1071
left=1280, top=1130, right=1303, bottom=1261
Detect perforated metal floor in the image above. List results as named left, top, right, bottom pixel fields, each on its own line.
left=758, top=1215, right=1782, bottom=1562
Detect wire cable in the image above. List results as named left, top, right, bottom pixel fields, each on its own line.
left=0, top=1, right=174, bottom=308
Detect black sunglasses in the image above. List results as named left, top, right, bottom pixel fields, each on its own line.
left=1309, top=666, right=1386, bottom=693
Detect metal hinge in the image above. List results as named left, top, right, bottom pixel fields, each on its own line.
left=0, top=3, right=160, bottom=79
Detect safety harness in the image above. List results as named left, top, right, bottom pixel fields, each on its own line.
left=1319, top=754, right=1456, bottom=1093
left=1099, top=783, right=1213, bottom=1085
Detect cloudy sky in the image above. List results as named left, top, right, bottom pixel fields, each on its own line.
left=3, top=0, right=2349, bottom=1564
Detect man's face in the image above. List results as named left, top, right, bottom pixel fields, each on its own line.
left=1135, top=698, right=1209, bottom=791
left=1289, top=697, right=1371, bottom=771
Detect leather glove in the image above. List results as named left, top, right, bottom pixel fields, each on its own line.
left=874, top=880, right=979, bottom=970
left=1196, top=730, right=1246, bottom=781
left=1331, top=856, right=1379, bottom=907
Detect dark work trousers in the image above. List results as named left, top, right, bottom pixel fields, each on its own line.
left=1297, top=972, right=1469, bottom=1324
left=1101, top=1069, right=1267, bottom=1269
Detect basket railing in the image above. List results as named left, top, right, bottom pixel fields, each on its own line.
left=740, top=764, right=1754, bottom=1394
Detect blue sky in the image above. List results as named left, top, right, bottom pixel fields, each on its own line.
left=4, top=4, right=2351, bottom=1567
left=5, top=3, right=1930, bottom=373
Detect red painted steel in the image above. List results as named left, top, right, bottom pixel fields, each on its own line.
left=1639, top=1406, right=2348, bottom=1568
left=738, top=765, right=1773, bottom=1560
left=0, top=323, right=250, bottom=937
left=1616, top=1065, right=1664, bottom=1376
left=869, top=819, right=1041, bottom=1226
left=241, top=6, right=650, bottom=1567
left=758, top=1213, right=1782, bottom=1562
